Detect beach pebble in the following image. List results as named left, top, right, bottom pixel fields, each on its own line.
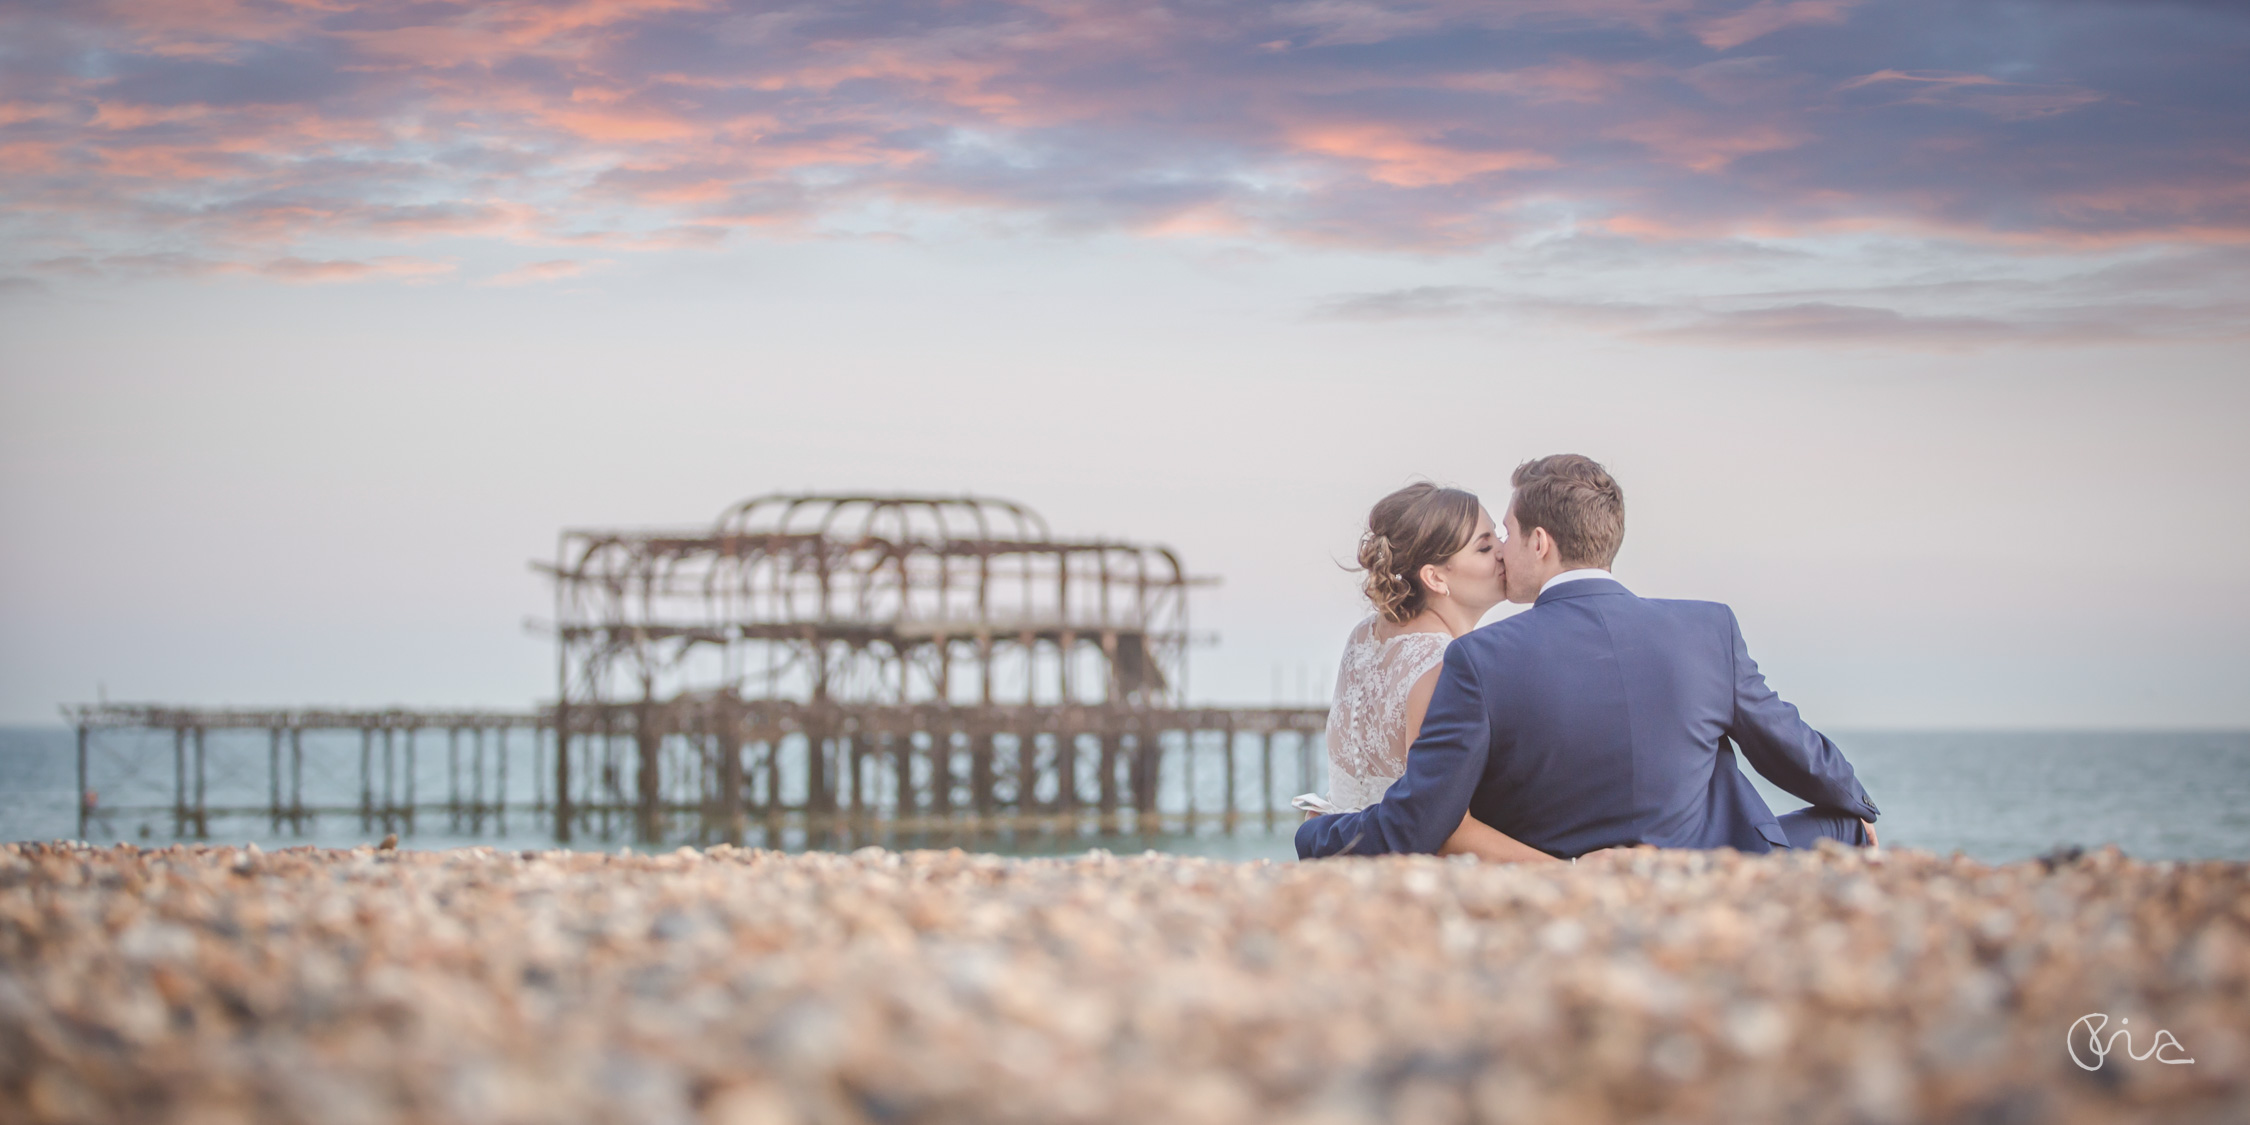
left=0, top=842, right=2243, bottom=1123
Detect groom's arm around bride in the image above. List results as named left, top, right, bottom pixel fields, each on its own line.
left=1298, top=454, right=1879, bottom=861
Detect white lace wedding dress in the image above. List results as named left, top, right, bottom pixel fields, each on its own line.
left=1321, top=615, right=1452, bottom=812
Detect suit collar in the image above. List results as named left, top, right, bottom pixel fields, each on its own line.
left=1534, top=577, right=1630, bottom=606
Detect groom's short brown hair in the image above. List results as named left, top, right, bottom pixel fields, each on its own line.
left=1510, top=454, right=1624, bottom=568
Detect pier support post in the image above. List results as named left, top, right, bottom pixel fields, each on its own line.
left=761, top=738, right=781, bottom=841
left=381, top=728, right=396, bottom=833
left=831, top=727, right=852, bottom=839
left=192, top=726, right=207, bottom=838
left=893, top=734, right=914, bottom=828
left=359, top=727, right=373, bottom=831
left=404, top=727, right=417, bottom=832
left=290, top=728, right=304, bottom=834
left=470, top=728, right=484, bottom=832
left=972, top=730, right=996, bottom=830
left=269, top=727, right=282, bottom=833
left=1130, top=728, right=1158, bottom=831
left=173, top=727, right=187, bottom=838
left=1097, top=732, right=1118, bottom=828
left=1223, top=721, right=1239, bottom=834
left=1059, top=733, right=1081, bottom=821
left=636, top=701, right=663, bottom=845
left=931, top=731, right=953, bottom=826
left=76, top=723, right=89, bottom=840
left=553, top=704, right=573, bottom=844
left=1008, top=730, right=1030, bottom=819
left=495, top=727, right=509, bottom=837
left=1182, top=729, right=1197, bottom=831
left=604, top=721, right=620, bottom=837
left=718, top=705, right=744, bottom=845
left=1260, top=732, right=1274, bottom=830
left=448, top=728, right=461, bottom=832
left=806, top=720, right=831, bottom=829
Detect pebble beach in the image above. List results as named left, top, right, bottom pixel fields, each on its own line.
left=3, top=841, right=2245, bottom=1124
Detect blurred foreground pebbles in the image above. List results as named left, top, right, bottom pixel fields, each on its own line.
left=3, top=842, right=2246, bottom=1125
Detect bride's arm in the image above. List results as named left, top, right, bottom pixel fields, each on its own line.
left=1438, top=811, right=1563, bottom=863
left=1395, top=664, right=1563, bottom=865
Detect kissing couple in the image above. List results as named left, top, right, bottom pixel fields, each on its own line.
left=1296, top=454, right=1880, bottom=863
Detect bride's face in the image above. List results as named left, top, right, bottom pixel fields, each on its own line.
left=1429, top=507, right=1505, bottom=613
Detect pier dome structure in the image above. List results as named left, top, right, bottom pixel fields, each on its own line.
left=538, top=493, right=1231, bottom=840
left=547, top=492, right=1199, bottom=716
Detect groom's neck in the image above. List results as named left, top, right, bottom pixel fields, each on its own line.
left=1515, top=558, right=1604, bottom=603
left=1511, top=559, right=1563, bottom=602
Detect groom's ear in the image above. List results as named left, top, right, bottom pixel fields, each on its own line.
left=1529, top=525, right=1555, bottom=562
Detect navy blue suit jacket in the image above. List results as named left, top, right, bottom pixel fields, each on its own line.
left=1296, top=579, right=1878, bottom=859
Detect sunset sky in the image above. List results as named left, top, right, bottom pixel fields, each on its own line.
left=3, top=0, right=2246, bottom=727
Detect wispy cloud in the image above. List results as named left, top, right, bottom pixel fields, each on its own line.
left=256, top=256, right=454, bottom=284
left=23, top=251, right=453, bottom=284
left=1840, top=70, right=2106, bottom=122
left=1315, top=246, right=2250, bottom=348
left=481, top=258, right=610, bottom=286
left=1695, top=0, right=1860, bottom=51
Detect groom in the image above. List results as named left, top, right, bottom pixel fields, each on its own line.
left=1298, top=454, right=1878, bottom=861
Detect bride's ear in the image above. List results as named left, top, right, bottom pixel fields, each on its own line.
left=1419, top=562, right=1448, bottom=599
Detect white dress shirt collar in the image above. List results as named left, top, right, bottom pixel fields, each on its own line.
left=1539, top=567, right=1614, bottom=596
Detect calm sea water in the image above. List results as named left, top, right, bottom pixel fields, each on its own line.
left=3, top=726, right=2245, bottom=864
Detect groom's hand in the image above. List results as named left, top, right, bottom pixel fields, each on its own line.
left=1862, top=819, right=1879, bottom=848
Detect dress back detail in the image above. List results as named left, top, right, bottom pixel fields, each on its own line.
left=1324, top=615, right=1451, bottom=812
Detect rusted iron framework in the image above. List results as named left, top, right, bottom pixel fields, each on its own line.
left=544, top=493, right=1232, bottom=842
left=551, top=493, right=1193, bottom=714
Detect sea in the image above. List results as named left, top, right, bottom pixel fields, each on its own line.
left=3, top=726, right=2245, bottom=864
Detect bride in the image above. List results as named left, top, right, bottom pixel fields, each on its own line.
left=1315, top=482, right=1558, bottom=863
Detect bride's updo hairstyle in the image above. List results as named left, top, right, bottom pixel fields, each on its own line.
left=1357, top=482, right=1482, bottom=624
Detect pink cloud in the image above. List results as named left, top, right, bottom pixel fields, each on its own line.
left=258, top=255, right=455, bottom=283
left=0, top=102, right=73, bottom=127
left=1604, top=116, right=1808, bottom=173
left=1441, top=59, right=1659, bottom=105
left=1842, top=70, right=2105, bottom=122
left=0, top=141, right=67, bottom=175
left=88, top=103, right=213, bottom=130
left=481, top=258, right=607, bottom=286
left=1695, top=0, right=1858, bottom=51
left=14, top=252, right=452, bottom=283
left=1288, top=124, right=1556, bottom=187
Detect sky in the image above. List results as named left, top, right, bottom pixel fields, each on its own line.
left=2, top=0, right=2246, bottom=728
